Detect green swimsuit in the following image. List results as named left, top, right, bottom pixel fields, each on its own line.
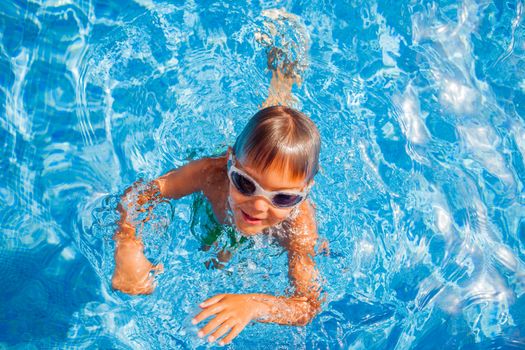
left=189, top=192, right=248, bottom=253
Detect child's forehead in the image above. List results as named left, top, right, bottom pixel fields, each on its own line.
left=239, top=157, right=308, bottom=190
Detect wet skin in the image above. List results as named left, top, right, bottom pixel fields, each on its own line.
left=112, top=153, right=320, bottom=344
left=227, top=155, right=309, bottom=235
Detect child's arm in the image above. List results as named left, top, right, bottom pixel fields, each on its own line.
left=192, top=201, right=322, bottom=345
left=155, top=158, right=215, bottom=199
left=112, top=158, right=214, bottom=294
left=257, top=200, right=321, bottom=325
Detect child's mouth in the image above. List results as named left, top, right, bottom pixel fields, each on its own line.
left=240, top=210, right=262, bottom=225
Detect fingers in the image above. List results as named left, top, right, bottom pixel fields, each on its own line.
left=200, top=294, right=226, bottom=308
left=190, top=294, right=251, bottom=345
left=192, top=304, right=225, bottom=325
left=198, top=314, right=230, bottom=338
left=208, top=320, right=235, bottom=343
left=219, top=324, right=244, bottom=345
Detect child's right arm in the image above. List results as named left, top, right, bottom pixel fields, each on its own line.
left=111, top=158, right=214, bottom=295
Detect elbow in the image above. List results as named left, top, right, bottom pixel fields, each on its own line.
left=294, top=316, right=312, bottom=327
left=293, top=298, right=321, bottom=327
left=294, top=309, right=317, bottom=327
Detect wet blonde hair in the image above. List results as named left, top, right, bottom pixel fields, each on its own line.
left=233, top=106, right=320, bottom=182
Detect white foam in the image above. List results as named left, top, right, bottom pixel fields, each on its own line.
left=394, top=86, right=429, bottom=144
left=459, top=124, right=514, bottom=184
left=132, top=0, right=156, bottom=10
left=61, top=246, right=77, bottom=260
left=6, top=49, right=31, bottom=139
left=411, top=0, right=485, bottom=117
left=519, top=79, right=525, bottom=92
left=444, top=295, right=462, bottom=314
left=494, top=246, right=518, bottom=271
left=47, top=230, right=61, bottom=245
left=358, top=239, right=374, bottom=255
left=378, top=22, right=401, bottom=67
left=433, top=205, right=452, bottom=234
left=465, top=273, right=512, bottom=316
left=381, top=122, right=396, bottom=140
left=440, top=79, right=477, bottom=114
left=513, top=125, right=525, bottom=160
left=42, top=0, right=76, bottom=7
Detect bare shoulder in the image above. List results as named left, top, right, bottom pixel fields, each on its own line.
left=200, top=154, right=228, bottom=192
left=155, top=154, right=228, bottom=200
left=285, top=200, right=318, bottom=254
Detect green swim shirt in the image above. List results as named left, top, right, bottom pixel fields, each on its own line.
left=189, top=192, right=249, bottom=252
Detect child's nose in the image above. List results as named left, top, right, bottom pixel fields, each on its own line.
left=251, top=196, right=270, bottom=212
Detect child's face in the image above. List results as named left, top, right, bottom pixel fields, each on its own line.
left=228, top=158, right=309, bottom=235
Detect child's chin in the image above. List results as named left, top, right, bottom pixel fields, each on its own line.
left=236, top=224, right=262, bottom=236
left=232, top=212, right=262, bottom=235
left=235, top=219, right=265, bottom=235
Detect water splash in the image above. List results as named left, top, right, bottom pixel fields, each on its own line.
left=1, top=0, right=525, bottom=349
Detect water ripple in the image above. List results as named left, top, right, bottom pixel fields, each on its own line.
left=1, top=0, right=525, bottom=348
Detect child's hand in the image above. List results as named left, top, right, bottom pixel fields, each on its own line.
left=192, top=294, right=268, bottom=345
left=111, top=236, right=163, bottom=295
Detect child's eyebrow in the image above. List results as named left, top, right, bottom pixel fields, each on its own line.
left=244, top=167, right=307, bottom=191
left=266, top=183, right=304, bottom=191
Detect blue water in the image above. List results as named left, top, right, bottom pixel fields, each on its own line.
left=1, top=0, right=525, bottom=348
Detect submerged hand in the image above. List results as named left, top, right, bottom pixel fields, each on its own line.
left=112, top=236, right=163, bottom=295
left=192, top=294, right=268, bottom=345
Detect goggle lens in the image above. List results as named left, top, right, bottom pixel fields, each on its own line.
left=272, top=193, right=303, bottom=207
left=231, top=171, right=256, bottom=195
left=230, top=170, right=304, bottom=208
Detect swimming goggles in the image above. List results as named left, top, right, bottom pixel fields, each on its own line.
left=227, top=154, right=310, bottom=208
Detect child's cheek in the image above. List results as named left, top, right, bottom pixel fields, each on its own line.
left=268, top=207, right=292, bottom=225
left=228, top=185, right=247, bottom=206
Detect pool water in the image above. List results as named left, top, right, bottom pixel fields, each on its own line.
left=1, top=0, right=525, bottom=349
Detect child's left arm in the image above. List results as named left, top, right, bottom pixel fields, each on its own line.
left=192, top=201, right=322, bottom=345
